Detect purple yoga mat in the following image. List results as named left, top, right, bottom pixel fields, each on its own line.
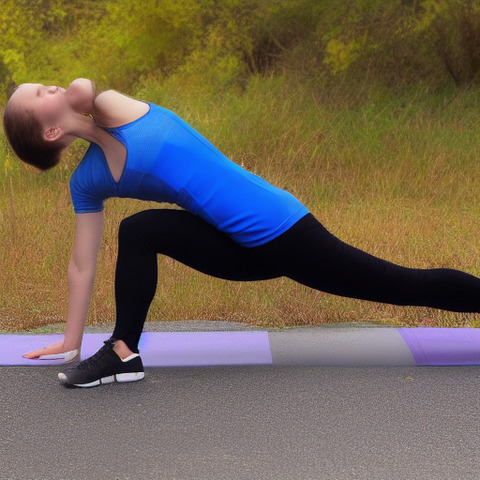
left=398, top=328, right=480, bottom=366
left=0, top=331, right=273, bottom=367
left=1, top=328, right=478, bottom=367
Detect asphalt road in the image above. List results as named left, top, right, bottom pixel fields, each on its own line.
left=1, top=363, right=479, bottom=480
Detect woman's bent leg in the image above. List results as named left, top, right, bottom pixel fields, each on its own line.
left=112, top=209, right=278, bottom=351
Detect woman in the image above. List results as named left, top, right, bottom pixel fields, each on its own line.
left=4, top=78, right=480, bottom=388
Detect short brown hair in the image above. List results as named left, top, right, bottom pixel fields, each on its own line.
left=3, top=98, right=63, bottom=171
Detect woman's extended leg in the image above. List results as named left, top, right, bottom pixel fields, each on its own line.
left=112, top=209, right=279, bottom=351
left=250, top=213, right=480, bottom=313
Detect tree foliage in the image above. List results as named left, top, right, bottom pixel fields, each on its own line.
left=1, top=0, right=480, bottom=103
left=316, top=0, right=480, bottom=88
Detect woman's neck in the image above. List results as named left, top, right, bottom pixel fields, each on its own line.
left=70, top=113, right=126, bottom=181
left=69, top=113, right=115, bottom=148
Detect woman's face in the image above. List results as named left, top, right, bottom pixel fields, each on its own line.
left=9, top=83, right=69, bottom=129
left=8, top=78, right=95, bottom=129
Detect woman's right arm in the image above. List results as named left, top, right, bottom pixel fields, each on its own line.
left=23, top=211, right=105, bottom=360
left=64, top=211, right=105, bottom=350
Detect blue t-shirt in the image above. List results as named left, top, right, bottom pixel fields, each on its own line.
left=70, top=103, right=308, bottom=247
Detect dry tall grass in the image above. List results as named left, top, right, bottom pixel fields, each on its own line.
left=1, top=79, right=480, bottom=331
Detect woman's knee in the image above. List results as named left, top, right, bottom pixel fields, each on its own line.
left=118, top=209, right=184, bottom=253
left=118, top=210, right=159, bottom=246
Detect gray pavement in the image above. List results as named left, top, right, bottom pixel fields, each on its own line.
left=1, top=321, right=479, bottom=479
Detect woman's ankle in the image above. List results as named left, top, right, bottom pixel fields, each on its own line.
left=113, top=339, right=135, bottom=360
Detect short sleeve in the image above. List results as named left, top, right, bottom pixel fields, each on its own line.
left=69, top=151, right=107, bottom=214
left=69, top=173, right=105, bottom=213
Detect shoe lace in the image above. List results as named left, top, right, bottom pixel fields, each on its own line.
left=76, top=339, right=115, bottom=373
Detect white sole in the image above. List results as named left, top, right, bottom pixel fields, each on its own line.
left=58, top=371, right=145, bottom=388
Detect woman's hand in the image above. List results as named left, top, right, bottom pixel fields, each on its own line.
left=23, top=341, right=79, bottom=363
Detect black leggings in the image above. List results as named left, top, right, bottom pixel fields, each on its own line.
left=113, top=209, right=480, bottom=351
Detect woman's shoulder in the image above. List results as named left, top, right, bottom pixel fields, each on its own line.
left=93, top=90, right=150, bottom=128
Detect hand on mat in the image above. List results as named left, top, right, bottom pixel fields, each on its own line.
left=23, top=341, right=80, bottom=363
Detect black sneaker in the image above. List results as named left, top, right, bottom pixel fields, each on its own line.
left=58, top=339, right=144, bottom=388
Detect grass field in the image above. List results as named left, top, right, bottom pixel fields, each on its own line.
left=1, top=76, right=480, bottom=332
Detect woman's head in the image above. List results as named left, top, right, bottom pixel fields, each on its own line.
left=3, top=83, right=76, bottom=171
left=3, top=99, right=62, bottom=170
